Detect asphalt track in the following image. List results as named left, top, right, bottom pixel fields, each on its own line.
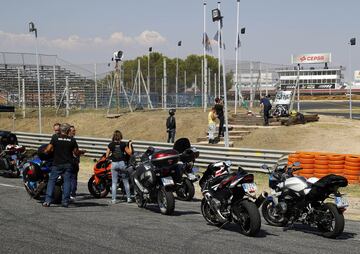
left=0, top=178, right=359, bottom=254
left=297, top=101, right=360, bottom=119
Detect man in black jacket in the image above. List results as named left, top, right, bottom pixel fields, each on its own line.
left=214, top=98, right=224, bottom=138
left=166, top=109, right=176, bottom=143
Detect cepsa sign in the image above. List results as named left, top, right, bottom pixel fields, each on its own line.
left=291, top=53, right=331, bottom=64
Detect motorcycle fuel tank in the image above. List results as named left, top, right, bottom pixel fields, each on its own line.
left=281, top=176, right=309, bottom=192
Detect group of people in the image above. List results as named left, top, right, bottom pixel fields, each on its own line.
left=42, top=123, right=84, bottom=207
left=42, top=123, right=134, bottom=207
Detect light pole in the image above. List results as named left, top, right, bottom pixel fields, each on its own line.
left=29, top=22, right=42, bottom=133
left=212, top=8, right=229, bottom=148
left=176, top=41, right=181, bottom=108
left=147, top=47, right=152, bottom=95
left=349, top=37, right=356, bottom=119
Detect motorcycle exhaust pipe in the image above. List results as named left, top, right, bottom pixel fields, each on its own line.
left=255, top=191, right=268, bottom=208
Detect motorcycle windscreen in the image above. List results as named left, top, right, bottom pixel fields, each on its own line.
left=173, top=138, right=191, bottom=153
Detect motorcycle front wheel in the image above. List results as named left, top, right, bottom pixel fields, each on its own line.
left=261, top=199, right=288, bottom=227
left=233, top=200, right=261, bottom=236
left=317, top=203, right=345, bottom=238
left=87, top=175, right=109, bottom=198
left=200, top=198, right=223, bottom=227
left=53, top=184, right=62, bottom=204
left=176, top=178, right=195, bottom=201
left=157, top=187, right=175, bottom=215
left=134, top=186, right=146, bottom=208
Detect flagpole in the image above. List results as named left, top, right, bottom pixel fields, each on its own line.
left=217, top=1, right=221, bottom=98
left=235, top=0, right=240, bottom=114
left=203, top=1, right=208, bottom=112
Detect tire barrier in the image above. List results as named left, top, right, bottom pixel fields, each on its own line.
left=288, top=152, right=360, bottom=184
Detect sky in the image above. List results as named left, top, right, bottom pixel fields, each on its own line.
left=0, top=0, right=359, bottom=79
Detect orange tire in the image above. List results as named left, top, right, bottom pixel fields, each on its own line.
left=328, top=154, right=345, bottom=161
left=328, top=170, right=343, bottom=175
left=299, top=169, right=314, bottom=174
left=344, top=169, right=360, bottom=176
left=314, top=173, right=328, bottom=179
left=314, top=164, right=328, bottom=169
left=345, top=161, right=360, bottom=167
left=345, top=155, right=360, bottom=163
left=315, top=168, right=329, bottom=174
left=300, top=158, right=315, bottom=164
left=300, top=153, right=315, bottom=159
left=328, top=164, right=344, bottom=169
left=344, top=175, right=359, bottom=181
left=301, top=173, right=314, bottom=178
left=344, top=165, right=360, bottom=171
left=315, top=160, right=328, bottom=165
left=288, top=153, right=300, bottom=159
left=300, top=164, right=314, bottom=169
left=315, top=154, right=328, bottom=160
left=328, top=160, right=344, bottom=165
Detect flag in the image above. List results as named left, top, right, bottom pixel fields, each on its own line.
left=149, top=47, right=152, bottom=52
left=241, top=27, right=246, bottom=34
left=178, top=41, right=182, bottom=46
left=213, top=31, right=222, bottom=48
left=236, top=33, right=241, bottom=49
left=350, top=38, right=356, bottom=45
left=202, top=33, right=212, bottom=53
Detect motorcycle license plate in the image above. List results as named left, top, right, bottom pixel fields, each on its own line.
left=242, top=183, right=257, bottom=193
left=161, top=176, right=174, bottom=186
left=188, top=173, right=197, bottom=181
left=335, top=196, right=349, bottom=208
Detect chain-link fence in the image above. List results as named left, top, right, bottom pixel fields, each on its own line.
left=0, top=52, right=285, bottom=112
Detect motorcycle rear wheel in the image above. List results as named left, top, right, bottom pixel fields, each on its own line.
left=87, top=175, right=109, bottom=198
left=200, top=198, right=223, bottom=227
left=53, top=185, right=62, bottom=204
left=157, top=187, right=175, bottom=215
left=233, top=200, right=261, bottom=236
left=176, top=178, right=195, bottom=201
left=317, top=203, right=345, bottom=238
left=261, top=199, right=288, bottom=227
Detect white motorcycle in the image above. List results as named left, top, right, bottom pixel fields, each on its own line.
left=261, top=161, right=348, bottom=238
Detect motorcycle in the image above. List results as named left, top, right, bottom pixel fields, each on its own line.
left=172, top=138, right=200, bottom=201
left=261, top=161, right=348, bottom=238
left=22, top=155, right=63, bottom=204
left=199, top=160, right=267, bottom=236
left=0, top=144, right=26, bottom=178
left=87, top=154, right=134, bottom=199
left=132, top=148, right=178, bottom=215
left=272, top=104, right=289, bottom=117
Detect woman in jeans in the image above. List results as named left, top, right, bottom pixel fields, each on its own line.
left=106, top=130, right=133, bottom=204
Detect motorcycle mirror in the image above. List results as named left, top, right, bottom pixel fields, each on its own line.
left=293, top=161, right=301, bottom=167
left=224, top=160, right=231, bottom=167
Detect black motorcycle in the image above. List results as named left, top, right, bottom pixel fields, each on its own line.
left=0, top=144, right=26, bottom=178
left=171, top=138, right=200, bottom=201
left=200, top=161, right=267, bottom=236
left=132, top=148, right=178, bottom=215
left=261, top=162, right=348, bottom=238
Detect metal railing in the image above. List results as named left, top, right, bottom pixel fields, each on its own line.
left=14, top=132, right=293, bottom=173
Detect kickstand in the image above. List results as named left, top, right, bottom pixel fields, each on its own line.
left=217, top=220, right=230, bottom=232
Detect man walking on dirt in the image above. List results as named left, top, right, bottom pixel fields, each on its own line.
left=42, top=123, right=81, bottom=207
left=260, top=95, right=272, bottom=126
left=166, top=109, right=176, bottom=143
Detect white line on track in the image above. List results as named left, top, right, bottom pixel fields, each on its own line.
left=0, top=183, right=23, bottom=189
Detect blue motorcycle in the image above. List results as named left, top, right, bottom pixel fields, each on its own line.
left=22, top=155, right=63, bottom=204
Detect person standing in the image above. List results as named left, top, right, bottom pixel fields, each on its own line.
left=214, top=98, right=224, bottom=138
left=106, top=130, right=133, bottom=204
left=42, top=123, right=81, bottom=207
left=260, top=95, right=272, bottom=126
left=53, top=123, right=60, bottom=135
left=208, top=107, right=217, bottom=144
left=68, top=125, right=85, bottom=200
left=166, top=109, right=176, bottom=143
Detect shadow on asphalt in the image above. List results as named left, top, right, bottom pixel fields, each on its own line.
left=283, top=223, right=357, bottom=240
left=218, top=223, right=276, bottom=238
left=175, top=197, right=202, bottom=202
left=142, top=204, right=201, bottom=216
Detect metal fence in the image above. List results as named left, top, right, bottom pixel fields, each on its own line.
left=14, top=131, right=293, bottom=173
left=1, top=52, right=287, bottom=112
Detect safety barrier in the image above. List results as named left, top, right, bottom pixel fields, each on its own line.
left=14, top=132, right=293, bottom=173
